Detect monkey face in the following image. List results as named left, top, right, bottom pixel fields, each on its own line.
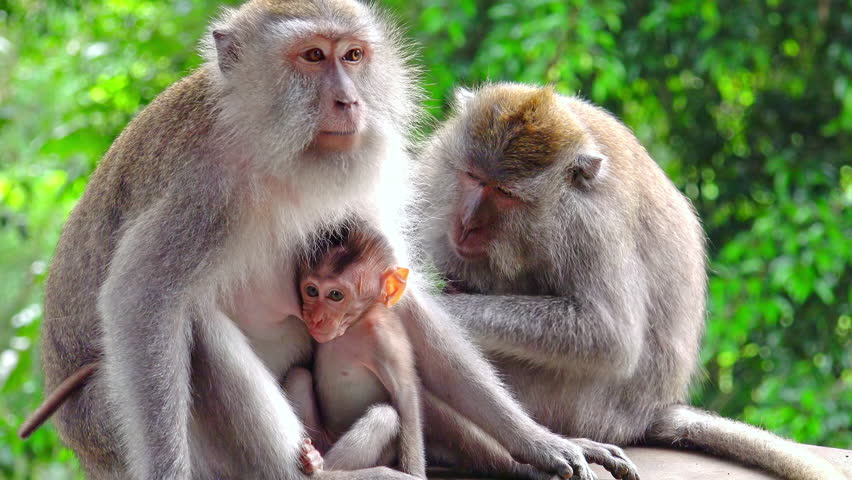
left=284, top=35, right=369, bottom=154
left=206, top=3, right=394, bottom=158
left=299, top=260, right=383, bottom=343
left=299, top=278, right=360, bottom=343
left=422, top=84, right=610, bottom=282
left=449, top=169, right=523, bottom=262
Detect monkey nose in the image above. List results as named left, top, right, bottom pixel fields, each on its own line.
left=334, top=98, right=358, bottom=111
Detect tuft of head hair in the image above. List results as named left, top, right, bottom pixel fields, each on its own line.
left=462, top=86, right=587, bottom=181
left=302, top=224, right=395, bottom=277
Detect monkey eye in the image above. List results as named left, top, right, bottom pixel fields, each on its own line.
left=495, top=186, right=515, bottom=198
left=342, top=48, right=363, bottom=63
left=464, top=171, right=485, bottom=186
left=301, top=48, right=325, bottom=63
left=328, top=290, right=345, bottom=302
left=305, top=285, right=319, bottom=297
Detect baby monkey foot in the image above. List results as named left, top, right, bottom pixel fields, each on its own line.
left=301, top=438, right=325, bottom=474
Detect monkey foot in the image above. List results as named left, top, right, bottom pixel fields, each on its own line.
left=301, top=438, right=325, bottom=474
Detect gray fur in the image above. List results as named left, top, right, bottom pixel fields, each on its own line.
left=414, top=82, right=845, bottom=480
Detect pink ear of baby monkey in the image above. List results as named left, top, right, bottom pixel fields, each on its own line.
left=380, top=267, right=409, bottom=308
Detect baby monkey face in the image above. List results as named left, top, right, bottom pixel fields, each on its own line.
left=300, top=270, right=366, bottom=343
left=299, top=263, right=409, bottom=343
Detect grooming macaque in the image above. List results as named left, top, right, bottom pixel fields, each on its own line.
left=38, top=1, right=635, bottom=478
left=415, top=83, right=844, bottom=480
left=284, top=227, right=425, bottom=477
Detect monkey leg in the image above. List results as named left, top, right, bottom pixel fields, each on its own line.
left=283, top=366, right=331, bottom=453
left=188, top=308, right=309, bottom=478
left=323, top=403, right=400, bottom=471
left=422, top=389, right=551, bottom=480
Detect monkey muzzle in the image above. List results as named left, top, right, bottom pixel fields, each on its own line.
left=303, top=311, right=347, bottom=343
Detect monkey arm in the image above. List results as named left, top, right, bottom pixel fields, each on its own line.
left=439, top=292, right=645, bottom=377
left=98, top=193, right=222, bottom=479
left=400, top=291, right=599, bottom=480
left=369, top=318, right=426, bottom=478
left=101, top=183, right=315, bottom=479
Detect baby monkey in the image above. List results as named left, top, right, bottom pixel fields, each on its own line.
left=286, top=226, right=426, bottom=478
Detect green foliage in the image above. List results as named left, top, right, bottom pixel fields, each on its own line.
left=1, top=0, right=849, bottom=476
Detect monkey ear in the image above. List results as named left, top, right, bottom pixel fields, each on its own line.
left=568, top=152, right=605, bottom=188
left=452, top=87, right=475, bottom=114
left=380, top=267, right=409, bottom=308
left=212, top=29, right=239, bottom=73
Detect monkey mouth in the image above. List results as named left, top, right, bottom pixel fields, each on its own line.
left=311, top=130, right=362, bottom=153
left=308, top=320, right=345, bottom=343
left=319, top=130, right=357, bottom=136
left=449, top=227, right=490, bottom=262
left=310, top=328, right=341, bottom=344
left=453, top=242, right=489, bottom=262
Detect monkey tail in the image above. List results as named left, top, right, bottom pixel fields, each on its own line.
left=646, top=404, right=848, bottom=480
left=18, top=362, right=99, bottom=439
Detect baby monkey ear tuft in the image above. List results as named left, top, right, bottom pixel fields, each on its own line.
left=380, top=267, right=410, bottom=308
left=213, top=29, right=240, bottom=73
left=568, top=152, right=605, bottom=189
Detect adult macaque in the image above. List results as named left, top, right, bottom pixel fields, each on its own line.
left=415, top=83, right=844, bottom=480
left=39, top=1, right=635, bottom=479
left=285, top=226, right=425, bottom=477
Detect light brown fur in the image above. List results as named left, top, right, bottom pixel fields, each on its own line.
left=466, top=86, right=582, bottom=180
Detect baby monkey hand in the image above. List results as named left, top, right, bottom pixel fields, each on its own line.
left=300, top=438, right=324, bottom=475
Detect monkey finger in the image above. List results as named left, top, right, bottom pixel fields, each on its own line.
left=569, top=438, right=640, bottom=480
left=572, top=463, right=596, bottom=480
left=517, top=435, right=599, bottom=480
left=300, top=439, right=325, bottom=475
left=512, top=463, right=562, bottom=480
left=556, top=442, right=594, bottom=480
left=301, top=452, right=324, bottom=474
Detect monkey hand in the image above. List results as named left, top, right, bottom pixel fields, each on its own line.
left=518, top=433, right=639, bottom=480
left=515, top=433, right=595, bottom=480
left=300, top=438, right=324, bottom=475
left=569, top=438, right=639, bottom=480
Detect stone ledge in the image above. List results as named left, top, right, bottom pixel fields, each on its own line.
left=428, top=445, right=851, bottom=479
left=585, top=445, right=851, bottom=480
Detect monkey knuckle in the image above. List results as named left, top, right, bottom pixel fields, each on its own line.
left=609, top=446, right=626, bottom=457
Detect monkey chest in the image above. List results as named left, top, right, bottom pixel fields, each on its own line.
left=313, top=339, right=391, bottom=437
left=230, top=262, right=312, bottom=377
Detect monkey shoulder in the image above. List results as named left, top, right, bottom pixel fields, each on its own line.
left=371, top=307, right=408, bottom=335
left=99, top=70, right=224, bottom=195
left=348, top=307, right=410, bottom=358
